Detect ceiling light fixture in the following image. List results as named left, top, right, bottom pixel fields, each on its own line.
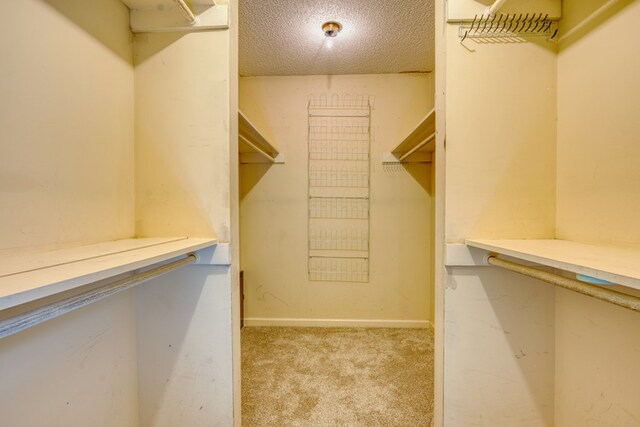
left=322, top=21, right=342, bottom=38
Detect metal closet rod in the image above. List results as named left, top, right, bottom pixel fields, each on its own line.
left=239, top=134, right=277, bottom=163
left=0, top=254, right=197, bottom=340
left=487, top=255, right=640, bottom=313
left=486, top=0, right=509, bottom=16
left=398, top=132, right=435, bottom=162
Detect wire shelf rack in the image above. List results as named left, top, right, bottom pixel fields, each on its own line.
left=308, top=94, right=371, bottom=282
left=309, top=257, right=369, bottom=283
left=458, top=13, right=559, bottom=42
left=309, top=227, right=369, bottom=251
left=309, top=197, right=369, bottom=220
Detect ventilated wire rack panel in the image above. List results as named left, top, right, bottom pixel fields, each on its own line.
left=309, top=257, right=369, bottom=283
left=309, top=139, right=369, bottom=161
left=309, top=227, right=369, bottom=252
left=308, top=94, right=370, bottom=110
left=309, top=197, right=369, bottom=219
left=308, top=95, right=371, bottom=283
left=309, top=161, right=370, bottom=188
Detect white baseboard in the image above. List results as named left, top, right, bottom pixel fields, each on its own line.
left=243, top=317, right=433, bottom=329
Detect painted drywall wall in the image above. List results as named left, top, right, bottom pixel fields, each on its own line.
left=239, top=74, right=434, bottom=327
left=133, top=14, right=239, bottom=425
left=445, top=38, right=557, bottom=242
left=444, top=267, right=555, bottom=425
left=134, top=31, right=231, bottom=241
left=554, top=288, right=640, bottom=425
left=0, top=1, right=139, bottom=426
left=136, top=266, right=235, bottom=427
left=0, top=291, right=139, bottom=427
left=555, top=1, right=640, bottom=424
left=443, top=0, right=558, bottom=423
left=0, top=0, right=135, bottom=251
left=557, top=0, right=640, bottom=246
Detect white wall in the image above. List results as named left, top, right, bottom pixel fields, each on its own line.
left=134, top=30, right=231, bottom=241
left=555, top=1, right=640, bottom=424
left=239, top=74, right=434, bottom=327
left=0, top=291, right=139, bottom=427
left=136, top=266, right=234, bottom=427
left=442, top=0, right=559, bottom=424
left=557, top=0, right=640, bottom=246
left=0, top=0, right=134, bottom=251
left=0, top=1, right=139, bottom=426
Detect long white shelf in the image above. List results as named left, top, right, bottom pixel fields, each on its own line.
left=0, top=237, right=217, bottom=310
left=466, top=238, right=640, bottom=290
left=239, top=110, right=284, bottom=164
left=122, top=1, right=229, bottom=33
left=384, top=108, right=436, bottom=163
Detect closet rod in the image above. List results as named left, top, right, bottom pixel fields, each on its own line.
left=398, top=132, right=435, bottom=162
left=239, top=134, right=277, bottom=163
left=0, top=254, right=197, bottom=340
left=485, top=0, right=509, bottom=16
left=173, top=0, right=197, bottom=24
left=487, top=255, right=640, bottom=313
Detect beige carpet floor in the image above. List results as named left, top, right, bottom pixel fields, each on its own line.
left=241, top=327, right=434, bottom=427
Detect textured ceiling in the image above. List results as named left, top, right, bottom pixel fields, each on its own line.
left=239, top=0, right=435, bottom=76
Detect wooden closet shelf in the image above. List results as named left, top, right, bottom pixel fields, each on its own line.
left=466, top=238, right=640, bottom=291
left=122, top=0, right=228, bottom=34
left=384, top=108, right=436, bottom=163
left=0, top=237, right=217, bottom=310
left=239, top=110, right=284, bottom=164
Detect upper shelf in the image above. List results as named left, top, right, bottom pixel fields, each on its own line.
left=121, top=0, right=228, bottom=33
left=466, top=238, right=640, bottom=291
left=0, top=237, right=217, bottom=310
left=239, top=110, right=284, bottom=164
left=384, top=108, right=436, bottom=164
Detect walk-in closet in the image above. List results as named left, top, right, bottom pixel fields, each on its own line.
left=1, top=0, right=639, bottom=426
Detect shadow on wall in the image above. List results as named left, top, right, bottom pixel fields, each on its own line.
left=43, top=0, right=197, bottom=66
left=134, top=123, right=218, bottom=237
left=240, top=164, right=272, bottom=200
left=0, top=291, right=139, bottom=425
left=404, top=163, right=432, bottom=196
left=479, top=267, right=555, bottom=424
left=446, top=266, right=555, bottom=424
left=136, top=265, right=232, bottom=425
left=134, top=32, right=188, bottom=65
left=381, top=163, right=432, bottom=195
left=42, top=0, right=133, bottom=63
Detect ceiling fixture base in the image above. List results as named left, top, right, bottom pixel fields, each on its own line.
left=322, top=21, right=342, bottom=37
